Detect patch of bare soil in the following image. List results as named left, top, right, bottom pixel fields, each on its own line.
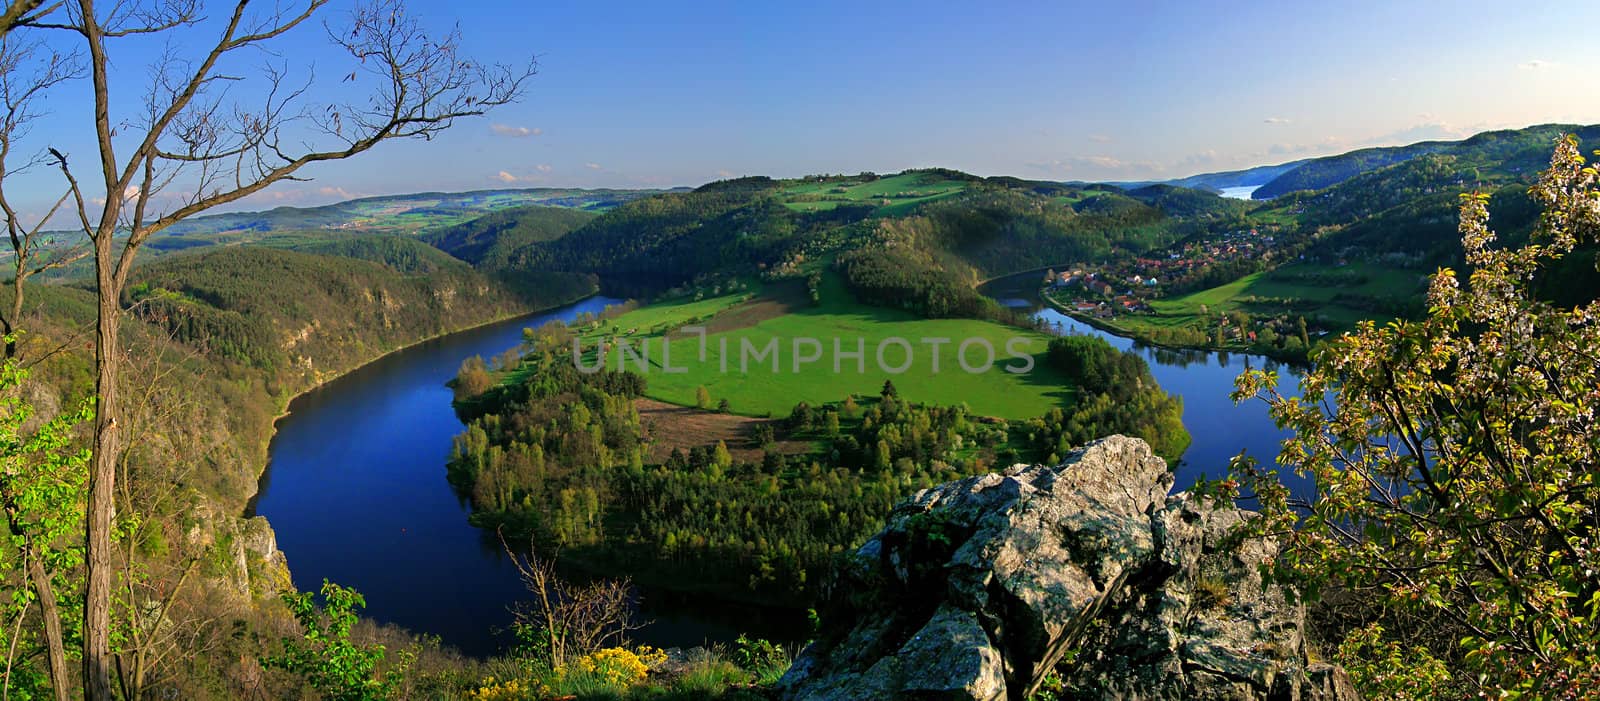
left=699, top=278, right=810, bottom=335
left=635, top=398, right=812, bottom=463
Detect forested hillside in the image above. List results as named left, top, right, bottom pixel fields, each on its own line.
left=450, top=169, right=1245, bottom=308
left=127, top=247, right=595, bottom=386
left=422, top=204, right=598, bottom=268
left=3, top=240, right=602, bottom=696
left=278, top=234, right=477, bottom=274
left=1253, top=123, right=1600, bottom=200
left=1257, top=125, right=1600, bottom=290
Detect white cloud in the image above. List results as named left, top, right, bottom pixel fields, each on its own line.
left=88, top=185, right=144, bottom=207
left=1518, top=59, right=1556, bottom=70
left=491, top=124, right=542, bottom=138
left=495, top=171, right=519, bottom=183
left=318, top=186, right=360, bottom=200
left=1363, top=120, right=1480, bottom=146
left=1263, top=117, right=1292, bottom=125
left=715, top=169, right=734, bottom=178
left=1088, top=134, right=1113, bottom=143
left=1025, top=155, right=1164, bottom=178
left=536, top=164, right=553, bottom=173
left=584, top=162, right=603, bottom=170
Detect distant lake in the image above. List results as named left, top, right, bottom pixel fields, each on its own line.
left=248, top=297, right=807, bottom=657
left=1219, top=185, right=1261, bottom=200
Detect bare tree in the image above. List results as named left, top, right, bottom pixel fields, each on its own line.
left=0, top=1, right=56, bottom=39
left=109, top=318, right=219, bottom=700
left=0, top=35, right=85, bottom=360
left=2, top=1, right=533, bottom=697
left=502, top=532, right=642, bottom=669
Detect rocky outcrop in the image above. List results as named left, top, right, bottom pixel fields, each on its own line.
left=779, top=435, right=1355, bottom=701
left=185, top=503, right=293, bottom=599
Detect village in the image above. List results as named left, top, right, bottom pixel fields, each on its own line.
left=1040, top=224, right=1284, bottom=320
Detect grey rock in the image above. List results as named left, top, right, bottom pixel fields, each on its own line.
left=779, top=435, right=1358, bottom=701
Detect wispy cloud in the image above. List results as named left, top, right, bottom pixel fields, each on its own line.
left=1263, top=117, right=1292, bottom=125
left=584, top=162, right=603, bottom=170
left=491, top=124, right=543, bottom=138
left=1362, top=120, right=1480, bottom=146
left=536, top=164, right=553, bottom=173
left=495, top=171, right=519, bottom=183
left=1518, top=59, right=1556, bottom=70
left=90, top=185, right=144, bottom=206
left=1025, top=155, right=1164, bottom=178
left=318, top=186, right=360, bottom=200
left=1088, top=134, right=1113, bottom=143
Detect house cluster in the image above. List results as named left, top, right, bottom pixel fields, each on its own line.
left=1163, top=227, right=1277, bottom=275
left=1042, top=225, right=1291, bottom=321
left=1047, top=268, right=1153, bottom=319
left=1050, top=268, right=1119, bottom=295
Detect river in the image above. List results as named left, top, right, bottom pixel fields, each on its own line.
left=981, top=273, right=1309, bottom=495
left=250, top=283, right=1311, bottom=658
left=247, top=296, right=805, bottom=657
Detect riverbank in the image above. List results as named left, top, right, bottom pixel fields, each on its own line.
left=1036, top=289, right=1314, bottom=365
left=247, top=294, right=812, bottom=655
left=247, top=287, right=604, bottom=504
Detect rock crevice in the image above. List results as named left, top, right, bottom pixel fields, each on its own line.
left=779, top=435, right=1356, bottom=701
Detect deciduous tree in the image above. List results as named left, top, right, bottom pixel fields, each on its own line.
left=1, top=1, right=533, bottom=696
left=1228, top=137, right=1600, bottom=695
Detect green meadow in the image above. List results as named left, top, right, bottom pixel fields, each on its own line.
left=1096, top=262, right=1427, bottom=335
left=778, top=172, right=969, bottom=216
left=580, top=276, right=1074, bottom=419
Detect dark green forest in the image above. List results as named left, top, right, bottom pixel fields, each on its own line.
left=422, top=204, right=599, bottom=269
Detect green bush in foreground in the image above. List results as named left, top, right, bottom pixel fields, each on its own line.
left=266, top=580, right=412, bottom=701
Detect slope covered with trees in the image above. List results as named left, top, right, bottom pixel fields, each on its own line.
left=127, top=247, right=594, bottom=381
left=283, top=234, right=477, bottom=274
left=1254, top=123, right=1600, bottom=201
left=444, top=168, right=1244, bottom=314
left=1, top=243, right=596, bottom=697
left=422, top=204, right=598, bottom=268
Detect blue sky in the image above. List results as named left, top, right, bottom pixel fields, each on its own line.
left=7, top=0, right=1600, bottom=216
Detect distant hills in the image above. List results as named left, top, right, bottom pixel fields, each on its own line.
left=152, top=187, right=657, bottom=240
left=1156, top=123, right=1598, bottom=200
left=1108, top=161, right=1307, bottom=194
left=100, top=122, right=1598, bottom=307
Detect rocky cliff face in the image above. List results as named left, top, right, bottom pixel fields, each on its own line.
left=779, top=435, right=1356, bottom=701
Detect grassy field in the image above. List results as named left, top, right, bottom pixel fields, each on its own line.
left=579, top=275, right=1075, bottom=420
left=1061, top=262, right=1427, bottom=346
left=778, top=172, right=969, bottom=216
left=1152, top=262, right=1423, bottom=326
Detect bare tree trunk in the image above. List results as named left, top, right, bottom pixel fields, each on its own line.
left=1, top=507, right=70, bottom=701
left=83, top=246, right=118, bottom=701
left=24, top=552, right=69, bottom=701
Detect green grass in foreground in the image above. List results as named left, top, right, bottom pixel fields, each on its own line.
left=583, top=276, right=1074, bottom=419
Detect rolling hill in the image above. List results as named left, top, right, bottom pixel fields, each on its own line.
left=421, top=204, right=598, bottom=267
